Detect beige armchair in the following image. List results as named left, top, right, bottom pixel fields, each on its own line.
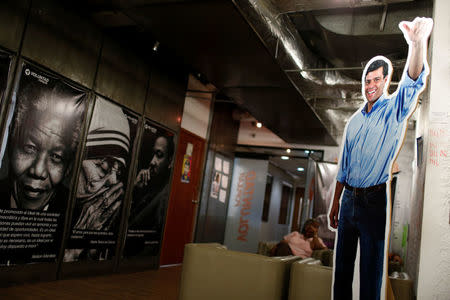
left=179, top=243, right=301, bottom=300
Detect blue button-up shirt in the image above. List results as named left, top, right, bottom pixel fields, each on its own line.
left=337, top=70, right=426, bottom=188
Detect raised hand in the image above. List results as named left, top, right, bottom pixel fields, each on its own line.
left=400, top=17, right=433, bottom=44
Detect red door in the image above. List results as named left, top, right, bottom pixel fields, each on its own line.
left=160, top=129, right=206, bottom=265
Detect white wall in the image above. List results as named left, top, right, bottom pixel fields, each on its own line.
left=181, top=96, right=211, bottom=139
left=417, top=0, right=450, bottom=298
left=180, top=74, right=214, bottom=139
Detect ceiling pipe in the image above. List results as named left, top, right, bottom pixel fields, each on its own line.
left=233, top=0, right=364, bottom=142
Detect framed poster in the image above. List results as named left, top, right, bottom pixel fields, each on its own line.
left=124, top=119, right=176, bottom=257
left=0, top=62, right=88, bottom=265
left=0, top=51, right=11, bottom=108
left=64, top=96, right=139, bottom=262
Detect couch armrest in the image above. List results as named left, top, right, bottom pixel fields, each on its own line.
left=288, top=262, right=332, bottom=300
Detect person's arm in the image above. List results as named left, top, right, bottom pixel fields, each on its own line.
left=310, top=228, right=327, bottom=250
left=393, top=18, right=433, bottom=122
left=400, top=17, right=433, bottom=80
left=329, top=181, right=344, bottom=229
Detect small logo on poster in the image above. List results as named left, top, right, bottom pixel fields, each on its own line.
left=25, top=68, right=49, bottom=84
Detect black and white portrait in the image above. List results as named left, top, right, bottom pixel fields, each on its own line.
left=125, top=121, right=175, bottom=257
left=64, top=96, right=138, bottom=262
left=0, top=64, right=86, bottom=212
left=0, top=63, right=87, bottom=264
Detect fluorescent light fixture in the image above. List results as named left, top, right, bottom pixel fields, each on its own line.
left=281, top=156, right=289, bottom=160
left=297, top=167, right=304, bottom=172
left=286, top=148, right=291, bottom=153
left=256, top=122, right=262, bottom=128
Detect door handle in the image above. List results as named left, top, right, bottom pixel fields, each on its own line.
left=192, top=199, right=199, bottom=204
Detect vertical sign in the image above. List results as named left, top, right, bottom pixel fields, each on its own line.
left=224, top=158, right=268, bottom=253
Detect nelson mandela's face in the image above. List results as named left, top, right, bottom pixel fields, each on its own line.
left=10, top=114, right=71, bottom=210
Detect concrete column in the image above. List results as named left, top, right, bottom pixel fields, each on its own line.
left=417, top=0, right=450, bottom=298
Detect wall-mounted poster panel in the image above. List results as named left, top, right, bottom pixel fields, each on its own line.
left=0, top=62, right=87, bottom=265
left=64, top=96, right=138, bottom=262
left=124, top=120, right=175, bottom=257
left=0, top=51, right=11, bottom=106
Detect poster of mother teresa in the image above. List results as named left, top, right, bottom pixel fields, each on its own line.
left=328, top=17, right=432, bottom=300
left=64, top=96, right=138, bottom=262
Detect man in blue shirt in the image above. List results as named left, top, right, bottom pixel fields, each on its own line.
left=328, top=17, right=433, bottom=300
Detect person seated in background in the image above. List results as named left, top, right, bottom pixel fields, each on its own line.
left=271, top=218, right=327, bottom=257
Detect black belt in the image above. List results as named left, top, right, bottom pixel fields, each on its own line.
left=345, top=183, right=386, bottom=194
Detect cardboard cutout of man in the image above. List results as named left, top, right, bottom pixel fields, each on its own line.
left=328, top=17, right=433, bottom=300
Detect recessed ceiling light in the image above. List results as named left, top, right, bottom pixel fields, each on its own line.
left=152, top=41, right=160, bottom=52
left=286, top=148, right=291, bottom=153
left=297, top=167, right=304, bottom=172
left=305, top=150, right=310, bottom=154
left=281, top=156, right=289, bottom=160
left=256, top=122, right=262, bottom=128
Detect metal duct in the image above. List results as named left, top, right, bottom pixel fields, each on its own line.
left=233, top=0, right=365, bottom=141
left=232, top=0, right=430, bottom=142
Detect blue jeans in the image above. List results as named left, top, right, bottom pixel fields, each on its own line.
left=333, top=185, right=387, bottom=300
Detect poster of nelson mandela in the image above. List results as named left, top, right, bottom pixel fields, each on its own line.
left=0, top=62, right=87, bottom=265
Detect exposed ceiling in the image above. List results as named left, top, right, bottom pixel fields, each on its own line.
left=67, top=0, right=433, bottom=148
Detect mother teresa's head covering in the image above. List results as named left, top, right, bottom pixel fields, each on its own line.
left=85, top=97, right=130, bottom=167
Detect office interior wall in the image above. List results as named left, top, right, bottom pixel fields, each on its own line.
left=195, top=102, right=239, bottom=243
left=0, top=0, right=28, bottom=53
left=0, top=0, right=188, bottom=285
left=144, top=58, right=188, bottom=132
left=181, top=96, right=211, bottom=139
left=21, top=0, right=101, bottom=89
left=95, top=37, right=149, bottom=113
